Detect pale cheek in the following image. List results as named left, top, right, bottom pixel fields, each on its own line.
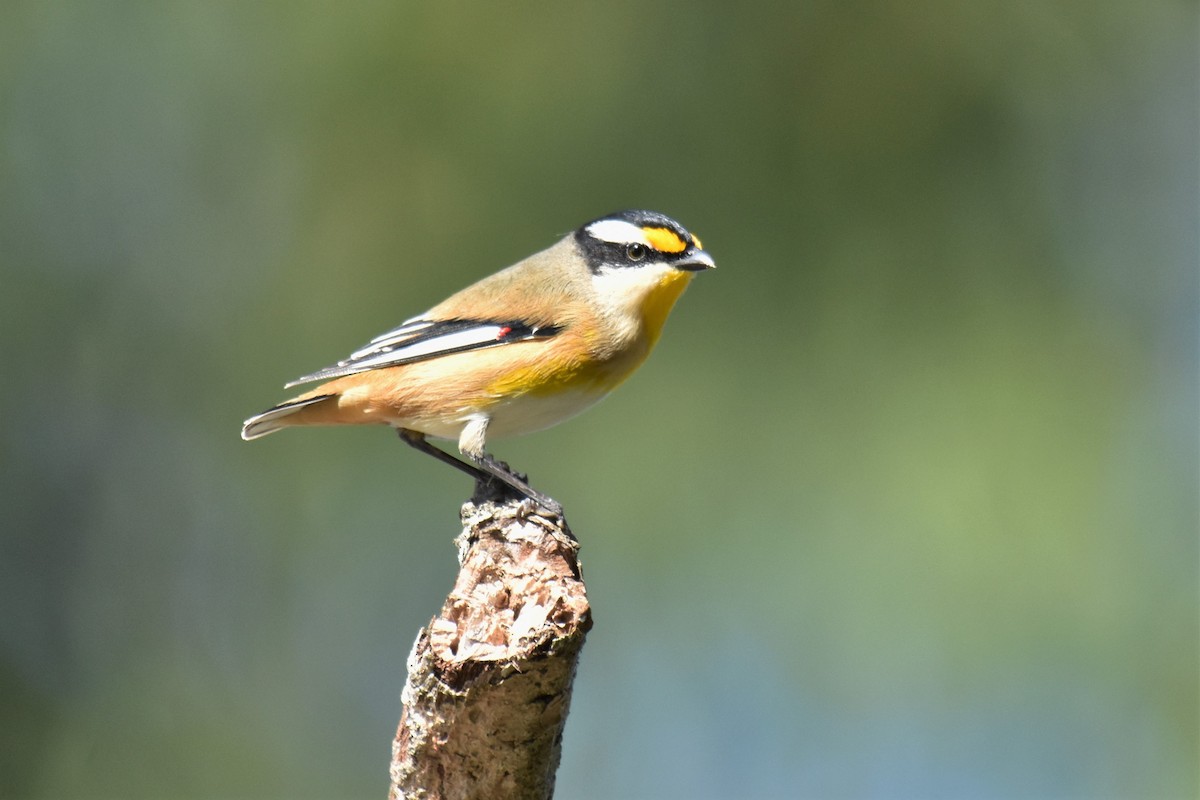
left=591, top=265, right=675, bottom=314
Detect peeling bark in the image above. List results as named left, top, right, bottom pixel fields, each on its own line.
left=389, top=492, right=590, bottom=800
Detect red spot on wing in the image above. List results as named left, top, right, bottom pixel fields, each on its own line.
left=496, top=326, right=512, bottom=339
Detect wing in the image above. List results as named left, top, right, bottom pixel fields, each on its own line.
left=283, top=317, right=563, bottom=388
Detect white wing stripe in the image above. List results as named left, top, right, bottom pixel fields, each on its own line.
left=352, top=320, right=436, bottom=358
left=367, top=319, right=435, bottom=344
left=351, top=325, right=506, bottom=368
left=284, top=320, right=555, bottom=388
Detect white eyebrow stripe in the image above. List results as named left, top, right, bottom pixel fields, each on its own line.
left=586, top=219, right=650, bottom=246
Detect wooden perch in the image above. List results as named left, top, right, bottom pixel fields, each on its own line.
left=389, top=486, right=591, bottom=800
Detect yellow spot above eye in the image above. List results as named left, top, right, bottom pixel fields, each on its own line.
left=691, top=233, right=703, bottom=250
left=642, top=226, right=688, bottom=254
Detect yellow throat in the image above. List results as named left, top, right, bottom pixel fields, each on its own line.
left=640, top=269, right=694, bottom=349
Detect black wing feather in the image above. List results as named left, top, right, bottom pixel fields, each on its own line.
left=284, top=319, right=562, bottom=388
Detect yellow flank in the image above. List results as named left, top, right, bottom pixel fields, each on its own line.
left=485, top=270, right=694, bottom=399
left=484, top=350, right=605, bottom=398
left=642, top=226, right=688, bottom=253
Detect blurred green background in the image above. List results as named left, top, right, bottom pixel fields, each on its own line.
left=2, top=2, right=1195, bottom=798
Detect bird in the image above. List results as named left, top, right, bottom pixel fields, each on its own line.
left=241, top=209, right=714, bottom=515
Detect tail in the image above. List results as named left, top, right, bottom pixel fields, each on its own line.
left=241, top=394, right=337, bottom=441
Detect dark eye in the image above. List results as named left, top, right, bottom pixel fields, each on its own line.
left=626, top=243, right=648, bottom=261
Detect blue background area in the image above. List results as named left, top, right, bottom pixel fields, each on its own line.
left=1, top=3, right=1195, bottom=798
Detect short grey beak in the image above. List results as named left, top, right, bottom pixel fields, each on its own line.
left=676, top=249, right=716, bottom=271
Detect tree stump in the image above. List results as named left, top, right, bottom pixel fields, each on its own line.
left=389, top=490, right=591, bottom=800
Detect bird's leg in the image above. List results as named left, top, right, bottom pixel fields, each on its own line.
left=468, top=452, right=564, bottom=519
left=397, top=428, right=490, bottom=483
left=459, top=416, right=565, bottom=518
left=397, top=428, right=564, bottom=519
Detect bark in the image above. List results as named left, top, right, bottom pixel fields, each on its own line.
left=389, top=489, right=590, bottom=800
